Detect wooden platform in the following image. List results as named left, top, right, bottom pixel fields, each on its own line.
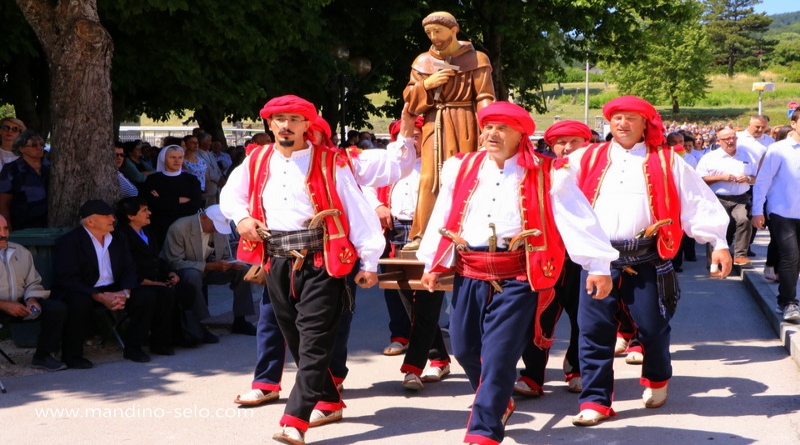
left=377, top=251, right=453, bottom=291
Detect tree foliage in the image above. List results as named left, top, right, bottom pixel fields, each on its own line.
left=702, top=0, right=774, bottom=76
left=606, top=4, right=713, bottom=114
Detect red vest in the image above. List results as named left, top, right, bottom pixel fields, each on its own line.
left=430, top=151, right=566, bottom=291
left=577, top=142, right=682, bottom=259
left=236, top=143, right=357, bottom=277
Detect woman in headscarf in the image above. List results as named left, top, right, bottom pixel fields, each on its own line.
left=144, top=145, right=203, bottom=245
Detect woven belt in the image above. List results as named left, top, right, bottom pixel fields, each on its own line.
left=610, top=237, right=659, bottom=268
left=267, top=227, right=324, bottom=257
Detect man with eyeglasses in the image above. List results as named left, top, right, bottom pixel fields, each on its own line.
left=696, top=127, right=758, bottom=268
left=0, top=131, right=50, bottom=230
left=0, top=117, right=26, bottom=169
left=221, top=95, right=383, bottom=445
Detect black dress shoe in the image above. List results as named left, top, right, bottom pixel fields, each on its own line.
left=123, top=347, right=152, bottom=363
left=31, top=354, right=67, bottom=372
left=231, top=320, right=257, bottom=336
left=685, top=256, right=697, bottom=262
left=63, top=355, right=94, bottom=369
left=674, top=266, right=683, bottom=272
left=747, top=250, right=756, bottom=257
left=201, top=328, right=220, bottom=344
left=150, top=345, right=175, bottom=356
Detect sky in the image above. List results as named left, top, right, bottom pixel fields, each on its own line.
left=753, top=0, right=799, bottom=16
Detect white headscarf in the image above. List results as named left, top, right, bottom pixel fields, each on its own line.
left=156, top=144, right=184, bottom=176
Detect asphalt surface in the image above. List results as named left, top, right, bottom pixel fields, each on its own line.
left=1, top=231, right=799, bottom=444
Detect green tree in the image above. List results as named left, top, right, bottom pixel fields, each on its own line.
left=766, top=32, right=800, bottom=66
left=607, top=16, right=713, bottom=114
left=703, top=0, right=774, bottom=76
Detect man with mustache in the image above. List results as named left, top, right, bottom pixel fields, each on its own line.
left=221, top=95, right=384, bottom=445
left=402, top=11, right=495, bottom=250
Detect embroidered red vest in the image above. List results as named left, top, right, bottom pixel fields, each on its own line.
left=236, top=143, right=357, bottom=277
left=577, top=142, right=682, bottom=259
left=429, top=150, right=566, bottom=291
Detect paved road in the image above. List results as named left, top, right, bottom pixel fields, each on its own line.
left=2, top=246, right=800, bottom=444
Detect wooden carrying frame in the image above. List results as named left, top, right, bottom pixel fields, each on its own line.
left=377, top=255, right=453, bottom=291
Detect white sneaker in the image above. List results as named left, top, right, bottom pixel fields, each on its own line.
left=614, top=337, right=629, bottom=356
left=763, top=266, right=778, bottom=281
left=643, top=384, right=668, bottom=408
left=420, top=364, right=450, bottom=382
left=402, top=372, right=424, bottom=391
left=783, top=303, right=800, bottom=322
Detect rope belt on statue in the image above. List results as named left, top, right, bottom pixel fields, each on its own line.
left=432, top=100, right=475, bottom=195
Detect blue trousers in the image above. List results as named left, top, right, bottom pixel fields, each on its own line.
left=450, top=275, right=537, bottom=444
left=577, top=265, right=673, bottom=413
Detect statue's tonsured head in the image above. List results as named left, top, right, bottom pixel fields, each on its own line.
left=422, top=11, right=458, bottom=30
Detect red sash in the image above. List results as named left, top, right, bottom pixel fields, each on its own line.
left=236, top=144, right=357, bottom=277
left=578, top=142, right=682, bottom=259
left=430, top=151, right=566, bottom=291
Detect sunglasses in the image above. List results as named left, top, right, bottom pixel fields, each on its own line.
left=0, top=124, right=22, bottom=132
left=115, top=153, right=125, bottom=158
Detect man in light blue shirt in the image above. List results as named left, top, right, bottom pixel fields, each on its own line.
left=752, top=110, right=800, bottom=322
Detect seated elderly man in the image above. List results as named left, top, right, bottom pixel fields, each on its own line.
left=0, top=214, right=67, bottom=371
left=53, top=200, right=158, bottom=368
left=161, top=205, right=256, bottom=343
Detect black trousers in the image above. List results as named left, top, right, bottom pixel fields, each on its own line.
left=134, top=285, right=176, bottom=348
left=398, top=289, right=449, bottom=375
left=0, top=298, right=66, bottom=357
left=267, top=255, right=344, bottom=429
left=520, top=259, right=581, bottom=386
left=56, top=285, right=158, bottom=358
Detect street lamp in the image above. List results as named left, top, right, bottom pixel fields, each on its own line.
left=752, top=82, right=775, bottom=115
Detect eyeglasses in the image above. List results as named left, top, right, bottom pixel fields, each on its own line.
left=718, top=136, right=738, bottom=143
left=271, top=116, right=308, bottom=124
left=0, top=124, right=22, bottom=133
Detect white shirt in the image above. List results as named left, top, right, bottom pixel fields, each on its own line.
left=571, top=141, right=730, bottom=251
left=84, top=227, right=114, bottom=287
left=220, top=141, right=385, bottom=272
left=753, top=136, right=800, bottom=219
left=348, top=136, right=416, bottom=187
left=695, top=146, right=758, bottom=196
left=389, top=158, right=421, bottom=220
left=416, top=153, right=618, bottom=276
left=736, top=130, right=773, bottom=162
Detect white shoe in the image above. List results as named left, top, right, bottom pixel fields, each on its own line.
left=763, top=266, right=778, bottom=281
left=402, top=372, right=424, bottom=391
left=625, top=351, right=644, bottom=365
left=614, top=337, right=629, bottom=356
left=234, top=389, right=279, bottom=405
left=273, top=426, right=305, bottom=445
left=572, top=408, right=609, bottom=426
left=420, top=364, right=450, bottom=382
left=643, top=384, right=668, bottom=408
left=567, top=376, right=582, bottom=393
left=308, top=408, right=343, bottom=427
left=382, top=341, right=408, bottom=356
left=513, top=379, right=543, bottom=397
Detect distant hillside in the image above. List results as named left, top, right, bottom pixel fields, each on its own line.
left=765, top=11, right=800, bottom=36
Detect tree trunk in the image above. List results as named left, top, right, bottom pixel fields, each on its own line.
left=672, top=95, right=680, bottom=114
left=195, top=106, right=227, bottom=147
left=15, top=0, right=116, bottom=227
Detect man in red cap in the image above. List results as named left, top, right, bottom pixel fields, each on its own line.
left=570, top=95, right=732, bottom=426
left=417, top=102, right=617, bottom=445
left=512, top=120, right=594, bottom=398
left=220, top=95, right=384, bottom=445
